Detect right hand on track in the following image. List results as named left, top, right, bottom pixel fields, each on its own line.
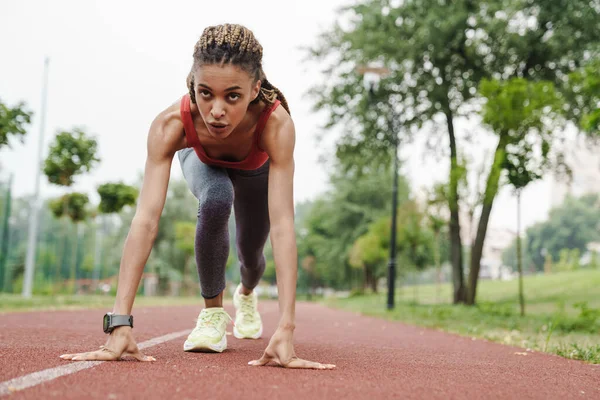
left=59, top=326, right=156, bottom=362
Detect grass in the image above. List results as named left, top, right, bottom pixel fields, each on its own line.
left=0, top=294, right=203, bottom=313
left=324, top=269, right=600, bottom=364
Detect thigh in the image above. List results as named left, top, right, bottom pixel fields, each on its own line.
left=178, top=148, right=232, bottom=201
left=229, top=162, right=271, bottom=244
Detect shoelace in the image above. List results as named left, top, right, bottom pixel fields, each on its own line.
left=240, top=297, right=256, bottom=324
left=197, top=310, right=231, bottom=328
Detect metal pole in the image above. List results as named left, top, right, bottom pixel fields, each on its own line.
left=22, top=57, right=50, bottom=298
left=387, top=126, right=399, bottom=310
left=0, top=174, right=14, bottom=291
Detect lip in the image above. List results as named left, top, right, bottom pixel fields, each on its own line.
left=208, top=123, right=229, bottom=134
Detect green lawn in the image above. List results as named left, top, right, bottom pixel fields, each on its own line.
left=0, top=294, right=203, bottom=313
left=324, top=269, right=600, bottom=364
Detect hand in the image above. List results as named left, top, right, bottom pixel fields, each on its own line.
left=248, top=326, right=335, bottom=370
left=59, top=326, right=156, bottom=362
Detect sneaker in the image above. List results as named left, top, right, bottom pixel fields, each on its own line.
left=232, top=284, right=263, bottom=339
left=183, top=307, right=232, bottom=353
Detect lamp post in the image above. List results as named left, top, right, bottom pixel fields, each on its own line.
left=358, top=66, right=398, bottom=310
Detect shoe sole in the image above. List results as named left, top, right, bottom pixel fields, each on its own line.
left=233, top=324, right=263, bottom=340
left=183, top=333, right=227, bottom=353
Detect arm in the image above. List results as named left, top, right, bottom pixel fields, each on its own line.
left=265, top=117, right=297, bottom=329
left=250, top=113, right=334, bottom=370
left=60, top=113, right=179, bottom=362
left=112, top=119, right=175, bottom=315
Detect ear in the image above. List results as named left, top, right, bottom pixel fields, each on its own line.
left=251, top=80, right=261, bottom=101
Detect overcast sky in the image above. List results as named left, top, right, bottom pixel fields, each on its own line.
left=0, top=0, right=558, bottom=233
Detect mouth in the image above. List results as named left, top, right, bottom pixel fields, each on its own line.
left=207, top=123, right=229, bottom=135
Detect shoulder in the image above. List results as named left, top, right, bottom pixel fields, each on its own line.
left=260, top=103, right=295, bottom=159
left=147, top=97, right=187, bottom=159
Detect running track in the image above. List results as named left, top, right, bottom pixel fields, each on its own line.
left=1, top=301, right=598, bottom=399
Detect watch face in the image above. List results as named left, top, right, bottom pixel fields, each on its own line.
left=103, top=314, right=111, bottom=333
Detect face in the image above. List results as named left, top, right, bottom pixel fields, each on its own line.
left=193, top=64, right=261, bottom=139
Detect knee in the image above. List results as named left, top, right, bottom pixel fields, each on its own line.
left=198, top=184, right=233, bottom=220
left=238, top=251, right=265, bottom=271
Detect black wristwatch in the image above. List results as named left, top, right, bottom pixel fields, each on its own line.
left=103, top=313, right=134, bottom=334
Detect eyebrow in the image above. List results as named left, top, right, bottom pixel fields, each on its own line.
left=197, top=83, right=242, bottom=91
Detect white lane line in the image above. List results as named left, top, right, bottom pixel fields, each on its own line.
left=0, top=329, right=192, bottom=397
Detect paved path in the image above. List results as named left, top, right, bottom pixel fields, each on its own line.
left=1, top=301, right=598, bottom=399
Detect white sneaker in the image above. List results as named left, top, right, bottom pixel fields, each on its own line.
left=232, top=284, right=263, bottom=339
left=183, top=307, right=232, bottom=353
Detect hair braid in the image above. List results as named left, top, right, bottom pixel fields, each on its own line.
left=187, top=24, right=290, bottom=115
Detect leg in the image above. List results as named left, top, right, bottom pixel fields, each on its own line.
left=228, top=162, right=271, bottom=294
left=178, top=149, right=233, bottom=304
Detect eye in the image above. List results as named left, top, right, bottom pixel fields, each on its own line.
left=228, top=93, right=241, bottom=101
left=199, top=90, right=211, bottom=98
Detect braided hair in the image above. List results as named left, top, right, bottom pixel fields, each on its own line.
left=186, top=24, right=290, bottom=115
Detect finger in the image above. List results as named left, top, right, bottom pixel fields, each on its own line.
left=62, top=348, right=121, bottom=362
left=123, top=350, right=156, bottom=362
left=283, top=358, right=336, bottom=370
left=248, top=352, right=272, bottom=366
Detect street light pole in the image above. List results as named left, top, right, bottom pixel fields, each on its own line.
left=387, top=122, right=399, bottom=310
left=22, top=57, right=50, bottom=298
left=358, top=65, right=398, bottom=310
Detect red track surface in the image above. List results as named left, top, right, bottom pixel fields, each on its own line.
left=1, top=301, right=599, bottom=399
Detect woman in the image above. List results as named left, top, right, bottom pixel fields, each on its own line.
left=60, top=24, right=335, bottom=370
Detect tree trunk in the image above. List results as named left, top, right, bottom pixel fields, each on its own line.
left=69, top=222, right=81, bottom=294
left=433, top=230, right=441, bottom=303
left=413, top=270, right=419, bottom=303
left=516, top=190, right=525, bottom=316
left=183, top=254, right=191, bottom=296
left=0, top=176, right=13, bottom=292
left=369, top=267, right=378, bottom=293
left=445, top=109, right=466, bottom=304
left=467, top=134, right=508, bottom=305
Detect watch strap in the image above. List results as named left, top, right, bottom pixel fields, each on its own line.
left=110, top=314, right=133, bottom=328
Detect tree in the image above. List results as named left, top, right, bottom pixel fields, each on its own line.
left=43, top=128, right=100, bottom=292
left=43, top=129, right=100, bottom=186
left=308, top=0, right=600, bottom=305
left=97, top=183, right=138, bottom=214
left=309, top=0, right=495, bottom=302
left=0, top=99, right=32, bottom=149
left=468, top=78, right=563, bottom=306
left=527, top=194, right=600, bottom=271
left=49, top=192, right=90, bottom=291
left=95, top=182, right=138, bottom=287
left=349, top=217, right=389, bottom=293
left=174, top=221, right=196, bottom=294
left=299, top=164, right=410, bottom=290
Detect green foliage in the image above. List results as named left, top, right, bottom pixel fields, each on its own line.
left=526, top=194, right=600, bottom=270
left=590, top=252, right=599, bottom=269
left=49, top=192, right=89, bottom=222
left=298, top=164, right=410, bottom=289
left=503, top=194, right=600, bottom=272
left=480, top=78, right=563, bottom=189
left=565, top=59, right=600, bottom=135
left=480, top=79, right=563, bottom=137
left=97, top=183, right=138, bottom=214
left=0, top=99, right=32, bottom=148
left=554, top=302, right=600, bottom=333
left=174, top=221, right=195, bottom=255
left=43, top=128, right=100, bottom=187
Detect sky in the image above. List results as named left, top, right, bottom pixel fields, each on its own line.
left=0, top=0, right=561, bottom=234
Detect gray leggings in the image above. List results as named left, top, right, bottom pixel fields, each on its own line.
left=177, top=148, right=270, bottom=298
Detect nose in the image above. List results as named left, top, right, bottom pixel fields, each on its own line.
left=211, top=102, right=225, bottom=119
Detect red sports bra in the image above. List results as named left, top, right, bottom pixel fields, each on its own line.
left=180, top=94, right=280, bottom=170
